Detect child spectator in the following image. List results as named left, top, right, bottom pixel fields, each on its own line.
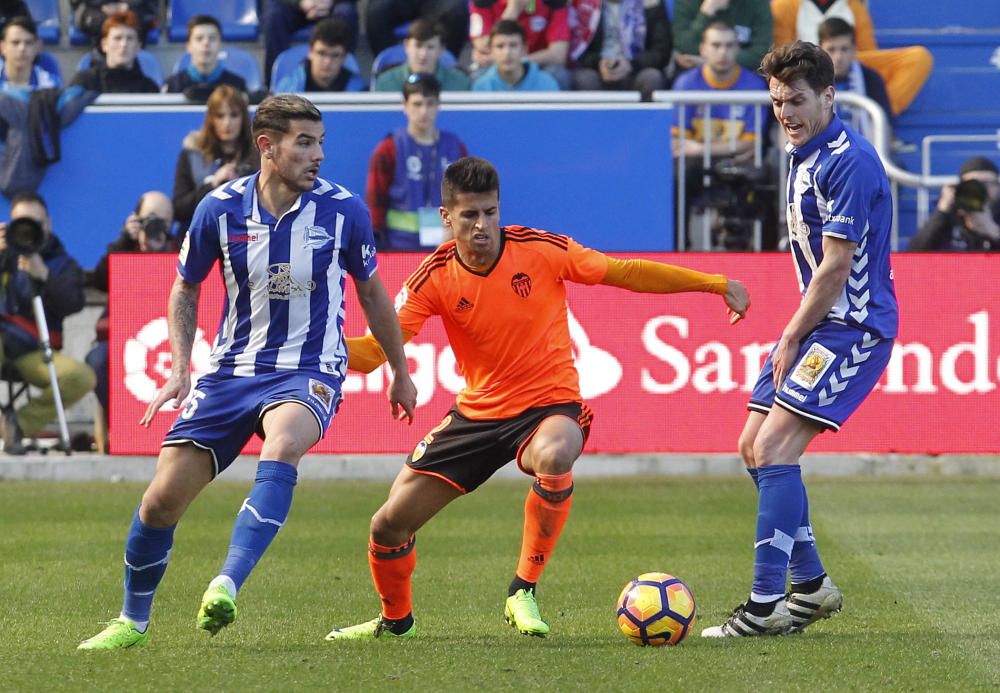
left=0, top=16, right=60, bottom=91
left=472, top=19, right=559, bottom=91
left=374, top=19, right=470, bottom=92
left=163, top=15, right=247, bottom=102
left=274, top=17, right=365, bottom=93
left=70, top=11, right=158, bottom=93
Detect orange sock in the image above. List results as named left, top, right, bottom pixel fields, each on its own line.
left=515, top=472, right=574, bottom=584
left=368, top=535, right=416, bottom=620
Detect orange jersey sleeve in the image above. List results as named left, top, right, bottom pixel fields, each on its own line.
left=399, top=227, right=604, bottom=419
left=602, top=257, right=728, bottom=295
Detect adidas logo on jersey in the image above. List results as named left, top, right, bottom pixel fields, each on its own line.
left=455, top=297, right=474, bottom=312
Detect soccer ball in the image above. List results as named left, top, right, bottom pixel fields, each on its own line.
left=615, top=572, right=697, bottom=647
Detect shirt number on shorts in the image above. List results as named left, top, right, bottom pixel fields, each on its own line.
left=181, top=389, right=206, bottom=420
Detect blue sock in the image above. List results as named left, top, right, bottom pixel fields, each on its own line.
left=122, top=506, right=175, bottom=627
left=746, top=467, right=760, bottom=490
left=788, top=480, right=825, bottom=584
left=751, top=465, right=804, bottom=602
left=219, top=460, right=298, bottom=593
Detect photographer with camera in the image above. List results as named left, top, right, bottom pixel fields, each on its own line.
left=87, top=191, right=175, bottom=444
left=0, top=192, right=95, bottom=454
left=909, top=156, right=1000, bottom=252
left=172, top=85, right=258, bottom=241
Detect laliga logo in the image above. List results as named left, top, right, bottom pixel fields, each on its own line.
left=123, top=317, right=213, bottom=409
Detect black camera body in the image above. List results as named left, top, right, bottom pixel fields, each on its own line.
left=954, top=179, right=988, bottom=213
left=138, top=215, right=169, bottom=243
left=703, top=162, right=776, bottom=251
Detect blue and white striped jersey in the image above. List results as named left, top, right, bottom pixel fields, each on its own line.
left=784, top=115, right=898, bottom=338
left=177, top=172, right=378, bottom=379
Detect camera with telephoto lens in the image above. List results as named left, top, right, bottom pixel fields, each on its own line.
left=138, top=215, right=169, bottom=244
left=703, top=161, right=775, bottom=251
left=6, top=216, right=46, bottom=255
left=954, top=179, right=988, bottom=213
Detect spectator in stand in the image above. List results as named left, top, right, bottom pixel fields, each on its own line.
left=470, top=0, right=571, bottom=89
left=568, top=0, right=673, bottom=100
left=274, top=17, right=366, bottom=93
left=172, top=85, right=258, bottom=239
left=817, top=17, right=890, bottom=144
left=472, top=19, right=559, bottom=91
left=375, top=19, right=470, bottom=92
left=0, top=16, right=61, bottom=91
left=163, top=15, right=247, bottom=102
left=910, top=157, right=1000, bottom=252
left=70, top=11, right=158, bottom=93
left=673, top=0, right=772, bottom=72
left=367, top=74, right=468, bottom=250
left=770, top=0, right=932, bottom=116
left=87, top=191, right=176, bottom=435
left=70, top=0, right=157, bottom=47
left=0, top=192, right=95, bottom=455
left=672, top=19, right=769, bottom=249
left=366, top=0, right=469, bottom=59
left=262, top=0, right=358, bottom=88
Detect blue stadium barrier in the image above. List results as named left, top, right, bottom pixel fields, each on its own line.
left=0, top=104, right=675, bottom=268
left=25, top=0, right=60, bottom=45
left=171, top=46, right=263, bottom=92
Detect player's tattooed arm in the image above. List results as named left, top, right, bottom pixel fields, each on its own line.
left=141, top=276, right=201, bottom=426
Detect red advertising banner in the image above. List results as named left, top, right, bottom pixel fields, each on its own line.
left=109, top=253, right=1000, bottom=455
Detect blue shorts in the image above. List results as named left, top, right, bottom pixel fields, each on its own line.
left=748, top=321, right=893, bottom=431
left=163, top=370, right=342, bottom=476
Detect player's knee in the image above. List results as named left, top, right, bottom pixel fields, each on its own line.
left=751, top=434, right=782, bottom=468
left=370, top=506, right=410, bottom=546
left=139, top=488, right=183, bottom=526
left=524, top=439, right=577, bottom=475
left=259, top=430, right=310, bottom=462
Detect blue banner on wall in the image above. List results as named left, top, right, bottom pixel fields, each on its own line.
left=0, top=104, right=675, bottom=268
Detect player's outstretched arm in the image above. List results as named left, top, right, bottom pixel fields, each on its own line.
left=600, top=257, right=750, bottom=323
left=140, top=275, right=200, bottom=427
left=354, top=273, right=417, bottom=424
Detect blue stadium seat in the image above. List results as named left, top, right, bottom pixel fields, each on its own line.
left=168, top=0, right=260, bottom=42
left=76, top=49, right=164, bottom=87
left=171, top=46, right=263, bottom=92
left=370, top=44, right=456, bottom=78
left=270, top=44, right=361, bottom=88
left=25, top=0, right=61, bottom=45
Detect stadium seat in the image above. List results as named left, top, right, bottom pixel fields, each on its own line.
left=370, top=44, right=456, bottom=78
left=168, top=0, right=260, bottom=42
left=269, top=44, right=361, bottom=89
left=172, top=46, right=264, bottom=93
left=76, top=49, right=164, bottom=87
left=35, top=50, right=61, bottom=81
left=25, top=0, right=61, bottom=45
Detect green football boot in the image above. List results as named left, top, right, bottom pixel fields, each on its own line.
left=325, top=615, right=416, bottom=641
left=197, top=584, right=237, bottom=635
left=504, top=589, right=550, bottom=637
left=78, top=617, right=148, bottom=650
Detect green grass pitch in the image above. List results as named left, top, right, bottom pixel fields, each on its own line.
left=1, top=476, right=998, bottom=691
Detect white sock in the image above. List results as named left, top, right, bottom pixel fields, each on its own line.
left=121, top=612, right=149, bottom=633
left=209, top=575, right=238, bottom=598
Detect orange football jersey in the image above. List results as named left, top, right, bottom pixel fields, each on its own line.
left=397, top=226, right=609, bottom=419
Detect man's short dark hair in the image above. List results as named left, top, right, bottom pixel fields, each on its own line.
left=960, top=156, right=999, bottom=177
left=310, top=16, right=350, bottom=50
left=187, top=14, right=221, bottom=38
left=402, top=72, right=441, bottom=101
left=759, top=41, right=835, bottom=94
left=10, top=191, right=47, bottom=212
left=442, top=157, right=500, bottom=207
left=406, top=18, right=445, bottom=43
left=252, top=94, right=322, bottom=139
left=817, top=17, right=855, bottom=45
left=701, top=18, right=736, bottom=42
left=489, top=19, right=525, bottom=44
left=1, top=15, right=38, bottom=41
